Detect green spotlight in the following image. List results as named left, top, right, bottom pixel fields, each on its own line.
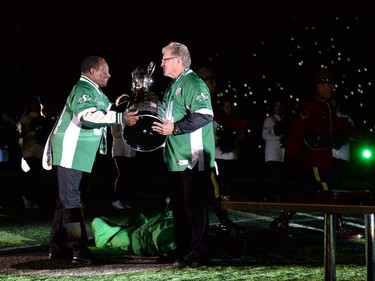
left=361, top=147, right=372, bottom=160
left=353, top=143, right=374, bottom=164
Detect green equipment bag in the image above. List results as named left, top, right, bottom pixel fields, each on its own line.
left=132, top=211, right=176, bottom=256
left=91, top=213, right=148, bottom=249
left=91, top=211, right=176, bottom=256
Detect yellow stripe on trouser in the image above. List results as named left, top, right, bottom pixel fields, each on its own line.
left=211, top=171, right=220, bottom=199
left=313, top=166, right=329, bottom=191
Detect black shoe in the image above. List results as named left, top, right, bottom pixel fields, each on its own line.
left=219, top=220, right=236, bottom=237
left=72, top=251, right=102, bottom=264
left=270, top=218, right=289, bottom=236
left=48, top=251, right=71, bottom=261
left=174, top=255, right=209, bottom=268
left=209, top=233, right=246, bottom=260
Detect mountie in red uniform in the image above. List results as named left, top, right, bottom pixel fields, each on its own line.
left=270, top=68, right=364, bottom=240
left=285, top=96, right=363, bottom=168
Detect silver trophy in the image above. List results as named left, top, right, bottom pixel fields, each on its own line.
left=131, top=62, right=155, bottom=92
left=123, top=62, right=166, bottom=152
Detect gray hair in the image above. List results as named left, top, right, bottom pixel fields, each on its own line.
left=162, top=42, right=191, bottom=67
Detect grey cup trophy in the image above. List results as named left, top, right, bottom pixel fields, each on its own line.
left=123, top=62, right=166, bottom=152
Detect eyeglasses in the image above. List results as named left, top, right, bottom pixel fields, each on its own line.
left=161, top=57, right=178, bottom=63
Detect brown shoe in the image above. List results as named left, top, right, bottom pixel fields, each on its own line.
left=336, top=226, right=363, bottom=240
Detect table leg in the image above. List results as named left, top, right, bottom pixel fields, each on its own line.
left=324, top=213, right=336, bottom=281
left=365, top=214, right=375, bottom=281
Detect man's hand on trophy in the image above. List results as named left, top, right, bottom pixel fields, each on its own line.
left=151, top=118, right=173, bottom=136
left=124, top=110, right=139, bottom=126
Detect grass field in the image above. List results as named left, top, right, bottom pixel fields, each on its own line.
left=0, top=162, right=373, bottom=280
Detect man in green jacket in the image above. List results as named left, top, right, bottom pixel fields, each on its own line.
left=152, top=42, right=215, bottom=268
left=47, top=56, right=138, bottom=264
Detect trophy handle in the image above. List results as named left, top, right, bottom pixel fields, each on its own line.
left=147, top=62, right=155, bottom=77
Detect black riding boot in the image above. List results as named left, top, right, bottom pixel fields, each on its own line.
left=336, top=215, right=363, bottom=240
left=49, top=198, right=70, bottom=260
left=269, top=211, right=296, bottom=235
left=65, top=208, right=101, bottom=264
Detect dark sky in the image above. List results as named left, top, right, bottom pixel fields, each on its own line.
left=1, top=0, right=375, bottom=118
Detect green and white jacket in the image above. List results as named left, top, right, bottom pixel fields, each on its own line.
left=161, top=68, right=215, bottom=172
left=48, top=75, right=124, bottom=172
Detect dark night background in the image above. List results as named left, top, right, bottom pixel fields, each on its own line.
left=1, top=0, right=375, bottom=177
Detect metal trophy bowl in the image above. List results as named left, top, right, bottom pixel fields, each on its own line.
left=123, top=62, right=166, bottom=152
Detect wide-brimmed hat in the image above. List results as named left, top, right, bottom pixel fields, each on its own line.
left=314, top=68, right=335, bottom=84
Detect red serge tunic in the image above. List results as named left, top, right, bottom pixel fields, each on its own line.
left=285, top=96, right=362, bottom=168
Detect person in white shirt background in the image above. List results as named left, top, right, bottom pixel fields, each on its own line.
left=262, top=97, right=289, bottom=202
